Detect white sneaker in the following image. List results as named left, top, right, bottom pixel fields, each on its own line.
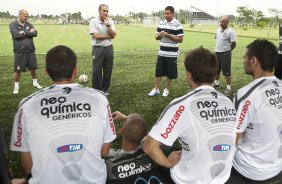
left=162, top=88, right=169, bottom=97
left=13, top=87, right=19, bottom=94
left=33, top=82, right=42, bottom=89
left=148, top=88, right=160, bottom=96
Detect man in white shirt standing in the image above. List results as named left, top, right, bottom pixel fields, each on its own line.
left=226, top=39, right=282, bottom=183
left=144, top=47, right=237, bottom=184
left=213, top=15, right=236, bottom=97
left=89, top=4, right=116, bottom=95
left=10, top=45, right=116, bottom=184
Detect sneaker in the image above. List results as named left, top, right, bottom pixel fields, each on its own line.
left=162, top=88, right=169, bottom=97
left=33, top=82, right=42, bottom=89
left=212, top=82, right=220, bottom=88
left=13, top=87, right=19, bottom=94
left=148, top=88, right=160, bottom=96
left=224, top=88, right=232, bottom=97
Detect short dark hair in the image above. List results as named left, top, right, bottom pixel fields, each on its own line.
left=124, top=113, right=148, bottom=145
left=246, top=39, right=278, bottom=72
left=46, top=45, right=77, bottom=82
left=165, top=6, right=174, bottom=14
left=98, top=4, right=108, bottom=11
left=184, top=47, right=218, bottom=84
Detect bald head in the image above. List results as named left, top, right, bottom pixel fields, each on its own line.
left=123, top=113, right=148, bottom=145
left=18, top=9, right=29, bottom=24
left=220, top=15, right=229, bottom=30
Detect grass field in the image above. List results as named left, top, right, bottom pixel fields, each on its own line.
left=0, top=24, right=279, bottom=176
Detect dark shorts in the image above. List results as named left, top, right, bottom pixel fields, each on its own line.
left=155, top=56, right=178, bottom=79
left=14, top=52, right=38, bottom=72
left=216, top=51, right=231, bottom=77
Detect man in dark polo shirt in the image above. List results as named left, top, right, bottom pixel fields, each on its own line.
left=9, top=9, right=42, bottom=94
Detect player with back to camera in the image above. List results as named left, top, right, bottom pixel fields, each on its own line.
left=10, top=45, right=116, bottom=184
left=144, top=47, right=237, bottom=184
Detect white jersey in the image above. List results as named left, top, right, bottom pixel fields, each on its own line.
left=10, top=83, right=116, bottom=184
left=148, top=85, right=236, bottom=184
left=233, top=76, right=282, bottom=181
left=215, top=27, right=236, bottom=52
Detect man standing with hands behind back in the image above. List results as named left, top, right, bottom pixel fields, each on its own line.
left=213, top=15, right=236, bottom=97
left=89, top=4, right=116, bottom=95
left=9, top=9, right=42, bottom=94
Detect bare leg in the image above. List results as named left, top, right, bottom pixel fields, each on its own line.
left=14, top=72, right=20, bottom=82
left=154, top=77, right=162, bottom=90
left=165, top=77, right=171, bottom=91
left=226, top=76, right=231, bottom=86
left=30, top=69, right=37, bottom=79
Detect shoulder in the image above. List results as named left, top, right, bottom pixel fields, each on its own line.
left=9, top=20, right=17, bottom=26
left=173, top=19, right=182, bottom=26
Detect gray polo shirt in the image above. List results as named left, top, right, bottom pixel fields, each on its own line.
left=89, top=17, right=115, bottom=47
left=215, top=27, right=236, bottom=52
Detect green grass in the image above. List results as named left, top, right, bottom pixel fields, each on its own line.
left=0, top=24, right=277, bottom=177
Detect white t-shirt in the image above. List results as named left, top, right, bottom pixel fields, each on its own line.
left=148, top=85, right=236, bottom=184
left=10, top=83, right=116, bottom=184
left=233, top=76, right=282, bottom=181
left=89, top=16, right=115, bottom=47
left=215, top=27, right=236, bottom=52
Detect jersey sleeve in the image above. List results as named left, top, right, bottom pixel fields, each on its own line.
left=10, top=108, right=30, bottom=152
left=89, top=19, right=98, bottom=34
left=235, top=98, right=253, bottom=133
left=148, top=103, right=188, bottom=146
left=103, top=104, right=116, bottom=143
left=230, top=30, right=236, bottom=42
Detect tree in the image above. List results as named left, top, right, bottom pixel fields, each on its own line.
left=268, top=8, right=282, bottom=28
left=236, top=6, right=255, bottom=28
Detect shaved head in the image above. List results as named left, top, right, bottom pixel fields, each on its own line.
left=123, top=113, right=148, bottom=145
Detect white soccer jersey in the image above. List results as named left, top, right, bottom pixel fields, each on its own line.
left=233, top=76, right=282, bottom=181
left=148, top=85, right=236, bottom=184
left=10, top=83, right=116, bottom=184
left=215, top=27, right=236, bottom=52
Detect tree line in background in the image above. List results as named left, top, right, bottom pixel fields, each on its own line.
left=0, top=6, right=281, bottom=29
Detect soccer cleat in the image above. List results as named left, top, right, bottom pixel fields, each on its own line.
left=212, top=82, right=220, bottom=88
left=33, top=82, right=42, bottom=89
left=224, top=88, right=232, bottom=97
left=148, top=88, right=160, bottom=96
left=162, top=88, right=169, bottom=97
left=13, top=87, right=19, bottom=94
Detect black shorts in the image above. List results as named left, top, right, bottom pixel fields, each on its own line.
left=155, top=56, right=178, bottom=79
left=216, top=51, right=231, bottom=77
left=14, top=52, right=38, bottom=72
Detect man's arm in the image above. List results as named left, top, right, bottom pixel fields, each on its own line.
left=9, top=23, right=26, bottom=39
left=155, top=30, right=183, bottom=43
left=143, top=136, right=180, bottom=168
left=24, top=26, right=38, bottom=38
left=101, top=143, right=111, bottom=158
left=235, top=133, right=242, bottom=144
left=231, top=41, right=236, bottom=50
left=20, top=152, right=32, bottom=175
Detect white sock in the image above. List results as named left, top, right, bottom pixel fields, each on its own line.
left=227, top=85, right=231, bottom=90
left=32, top=79, right=38, bottom=84
left=14, top=82, right=19, bottom=88
left=215, top=80, right=220, bottom=85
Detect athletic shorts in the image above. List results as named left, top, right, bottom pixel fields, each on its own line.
left=216, top=51, right=231, bottom=77
left=14, top=52, right=38, bottom=72
left=155, top=56, right=178, bottom=79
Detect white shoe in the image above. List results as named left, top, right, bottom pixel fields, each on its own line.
left=162, top=88, right=169, bottom=97
left=13, top=87, right=19, bottom=94
left=33, top=83, right=42, bottom=89
left=148, top=88, right=160, bottom=96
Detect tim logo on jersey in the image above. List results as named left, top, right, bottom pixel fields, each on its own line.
left=57, top=144, right=83, bottom=153
left=213, top=144, right=231, bottom=151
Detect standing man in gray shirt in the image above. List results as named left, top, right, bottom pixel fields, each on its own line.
left=9, top=9, right=42, bottom=94
left=213, top=15, right=236, bottom=97
left=89, top=4, right=116, bottom=95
